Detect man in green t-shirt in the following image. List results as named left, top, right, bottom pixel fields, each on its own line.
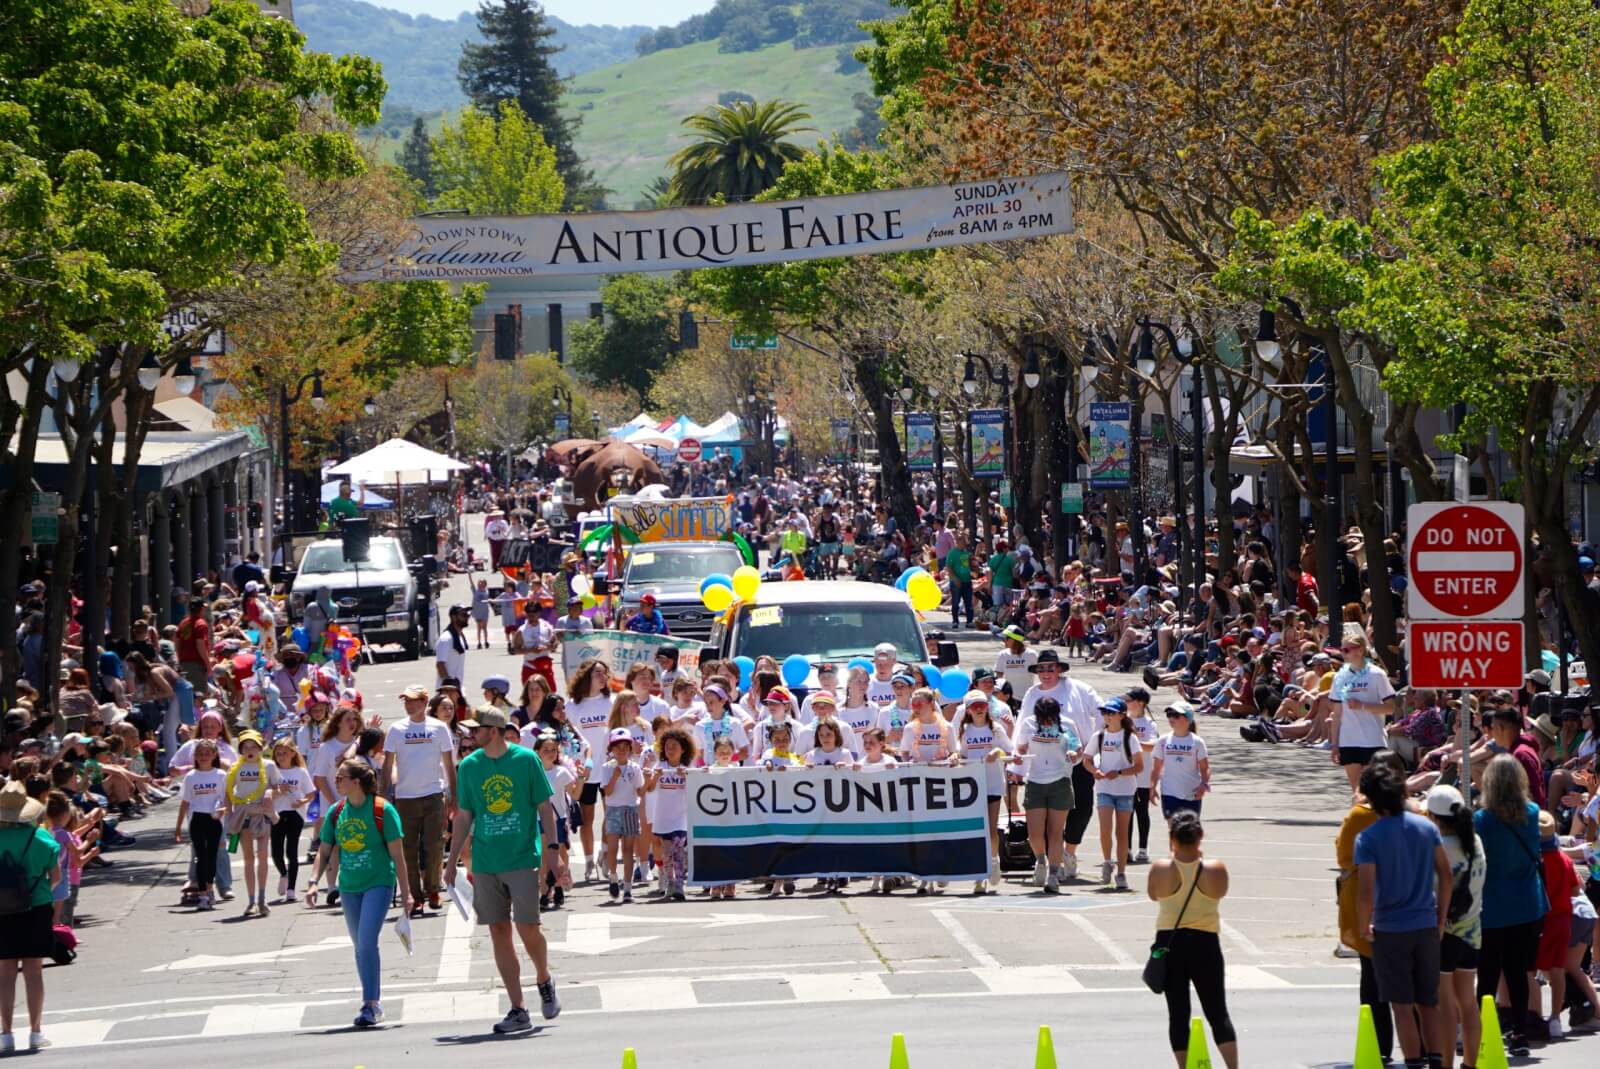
left=327, top=481, right=362, bottom=522
left=988, top=542, right=1016, bottom=608
left=446, top=708, right=561, bottom=1033
left=944, top=531, right=974, bottom=630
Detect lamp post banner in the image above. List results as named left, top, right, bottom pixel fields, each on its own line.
left=969, top=409, right=1006, bottom=477
left=686, top=765, right=990, bottom=884
left=340, top=174, right=1074, bottom=282
left=905, top=413, right=936, bottom=471
left=1088, top=402, right=1132, bottom=489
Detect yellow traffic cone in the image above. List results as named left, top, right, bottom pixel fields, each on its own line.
left=621, top=1048, right=638, bottom=1069
left=1185, top=1017, right=1212, bottom=1069
left=1352, top=1004, right=1384, bottom=1069
left=1476, top=996, right=1510, bottom=1069
left=889, top=1032, right=910, bottom=1069
left=1035, top=1025, right=1057, bottom=1069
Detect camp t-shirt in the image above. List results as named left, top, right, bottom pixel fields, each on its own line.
left=650, top=764, right=690, bottom=834
left=959, top=719, right=1013, bottom=795
left=457, top=744, right=554, bottom=874
left=602, top=759, right=645, bottom=807
left=227, top=759, right=281, bottom=805
left=1332, top=663, right=1397, bottom=748
left=1012, top=714, right=1080, bottom=784
left=806, top=746, right=853, bottom=767
left=319, top=796, right=402, bottom=894
left=875, top=704, right=912, bottom=750
left=181, top=768, right=228, bottom=814
left=866, top=675, right=898, bottom=706
left=1153, top=733, right=1208, bottom=800
left=1131, top=715, right=1159, bottom=788
left=570, top=695, right=615, bottom=784
left=274, top=766, right=315, bottom=815
left=385, top=716, right=455, bottom=799
left=697, top=715, right=751, bottom=764
left=994, top=650, right=1038, bottom=696
left=1091, top=729, right=1140, bottom=797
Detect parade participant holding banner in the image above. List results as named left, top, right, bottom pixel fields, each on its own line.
left=567, top=659, right=613, bottom=881
left=697, top=684, right=750, bottom=765
left=954, top=691, right=1012, bottom=893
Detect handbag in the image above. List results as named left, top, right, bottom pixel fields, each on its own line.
left=1143, top=865, right=1202, bottom=994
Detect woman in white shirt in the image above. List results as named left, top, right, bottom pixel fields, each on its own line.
left=836, top=667, right=879, bottom=749
left=1329, top=633, right=1396, bottom=794
left=567, top=658, right=616, bottom=880
left=1087, top=698, right=1144, bottom=891
left=1009, top=697, right=1081, bottom=894
left=953, top=691, right=1012, bottom=893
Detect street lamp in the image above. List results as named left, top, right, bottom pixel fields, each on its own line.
left=136, top=352, right=161, bottom=392
left=52, top=356, right=81, bottom=384
left=279, top=370, right=325, bottom=569
left=1253, top=309, right=1281, bottom=364
left=173, top=356, right=197, bottom=395
left=362, top=396, right=377, bottom=417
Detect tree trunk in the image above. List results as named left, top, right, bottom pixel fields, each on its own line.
left=1388, top=401, right=1444, bottom=503
left=0, top=360, right=53, bottom=702
left=1203, top=366, right=1239, bottom=575
left=855, top=357, right=916, bottom=535
left=1013, top=376, right=1043, bottom=550
left=1046, top=366, right=1073, bottom=573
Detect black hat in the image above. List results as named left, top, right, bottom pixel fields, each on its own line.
left=1028, top=650, right=1066, bottom=673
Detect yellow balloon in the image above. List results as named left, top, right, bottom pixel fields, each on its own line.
left=731, top=565, right=762, bottom=601
left=908, top=573, right=941, bottom=612
left=702, top=584, right=734, bottom=612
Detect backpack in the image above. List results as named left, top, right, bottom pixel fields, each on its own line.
left=0, top=833, right=41, bottom=916
left=328, top=797, right=390, bottom=841
left=50, top=924, right=77, bottom=966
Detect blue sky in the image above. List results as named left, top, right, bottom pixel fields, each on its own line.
left=374, top=0, right=712, bottom=25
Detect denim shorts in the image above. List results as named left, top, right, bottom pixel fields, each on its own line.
left=604, top=805, right=641, bottom=837
left=1095, top=792, right=1135, bottom=812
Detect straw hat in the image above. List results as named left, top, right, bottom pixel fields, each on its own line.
left=0, top=781, right=44, bottom=826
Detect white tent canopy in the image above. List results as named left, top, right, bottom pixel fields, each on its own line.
left=622, top=426, right=676, bottom=449
left=327, top=438, right=468, bottom=486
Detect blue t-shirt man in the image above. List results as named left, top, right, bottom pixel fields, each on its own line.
left=1355, top=810, right=1443, bottom=931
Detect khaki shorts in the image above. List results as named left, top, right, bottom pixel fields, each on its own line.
left=472, top=867, right=542, bottom=926
left=1023, top=778, right=1073, bottom=812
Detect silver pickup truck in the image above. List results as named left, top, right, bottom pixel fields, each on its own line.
left=617, top=540, right=747, bottom=644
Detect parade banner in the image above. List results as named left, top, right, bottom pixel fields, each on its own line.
left=340, top=174, right=1073, bottom=282
left=829, top=417, right=851, bottom=462
left=609, top=496, right=734, bottom=542
left=686, top=765, right=989, bottom=884
left=969, top=409, right=1006, bottom=477
left=560, top=628, right=699, bottom=681
left=1088, top=402, right=1133, bottom=489
left=905, top=413, right=936, bottom=471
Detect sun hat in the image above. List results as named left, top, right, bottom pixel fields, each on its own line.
left=1027, top=650, right=1066, bottom=672
left=475, top=708, right=510, bottom=729
left=0, top=781, right=44, bottom=826
left=810, top=692, right=838, bottom=709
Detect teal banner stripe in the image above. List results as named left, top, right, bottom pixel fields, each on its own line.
left=692, top=817, right=985, bottom=840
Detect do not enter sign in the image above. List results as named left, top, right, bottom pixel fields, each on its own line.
left=1407, top=502, right=1525, bottom=619
left=677, top=437, right=702, bottom=463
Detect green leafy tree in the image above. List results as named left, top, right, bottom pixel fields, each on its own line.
left=667, top=100, right=813, bottom=205
left=431, top=100, right=565, bottom=215
left=0, top=0, right=383, bottom=698
left=458, top=0, right=597, bottom=206
left=568, top=274, right=682, bottom=405
left=400, top=116, right=436, bottom=197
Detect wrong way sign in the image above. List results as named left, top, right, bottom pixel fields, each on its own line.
left=1407, top=502, right=1525, bottom=620
left=1408, top=621, right=1525, bottom=690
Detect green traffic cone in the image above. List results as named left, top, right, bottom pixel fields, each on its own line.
left=621, top=1048, right=638, bottom=1069
left=1185, top=1016, right=1212, bottom=1069
left=1476, top=995, right=1509, bottom=1069
left=1034, top=1025, right=1057, bottom=1069
left=1352, top=1004, right=1384, bottom=1068
left=889, top=1032, right=910, bottom=1069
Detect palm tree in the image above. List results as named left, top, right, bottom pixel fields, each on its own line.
left=666, top=100, right=813, bottom=205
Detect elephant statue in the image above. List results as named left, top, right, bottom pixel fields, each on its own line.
left=568, top=440, right=664, bottom=512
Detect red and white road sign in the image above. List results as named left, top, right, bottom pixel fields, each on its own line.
left=677, top=437, right=702, bottom=463
left=1406, top=502, right=1525, bottom=619
left=1408, top=621, right=1524, bottom=690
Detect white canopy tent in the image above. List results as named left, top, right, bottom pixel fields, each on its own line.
left=327, top=438, right=468, bottom=486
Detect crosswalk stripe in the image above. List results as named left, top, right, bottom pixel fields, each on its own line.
left=201, top=1003, right=305, bottom=1037
left=593, top=976, right=700, bottom=1012
left=402, top=991, right=502, bottom=1024
left=1060, top=912, right=1138, bottom=967
left=783, top=970, right=892, bottom=1003
left=971, top=964, right=1085, bottom=994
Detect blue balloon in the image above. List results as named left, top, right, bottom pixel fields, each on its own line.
left=781, top=654, right=810, bottom=687
left=847, top=657, right=873, bottom=675
left=733, top=655, right=755, bottom=689
left=700, top=573, right=733, bottom=596
left=938, top=668, right=972, bottom=703
left=895, top=566, right=928, bottom=592
left=920, top=664, right=942, bottom=690
left=291, top=626, right=310, bottom=652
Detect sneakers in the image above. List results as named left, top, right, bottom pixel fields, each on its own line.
left=285, top=889, right=297, bottom=902
left=622, top=885, right=634, bottom=903
left=1100, top=861, right=1115, bottom=885
left=783, top=880, right=795, bottom=896
left=1061, top=854, right=1078, bottom=880
left=1044, top=869, right=1060, bottom=894
left=1032, top=860, right=1048, bottom=887
left=584, top=858, right=596, bottom=883
left=870, top=876, right=883, bottom=894
left=1114, top=873, right=1129, bottom=892
left=493, top=1006, right=533, bottom=1034
left=0, top=1034, right=12, bottom=1055
left=990, top=856, right=1002, bottom=884
left=974, top=880, right=987, bottom=895
left=353, top=1004, right=384, bottom=1028
left=1549, top=1015, right=1565, bottom=1040
left=277, top=875, right=289, bottom=899
left=608, top=881, right=620, bottom=901
left=197, top=894, right=214, bottom=911
left=1133, top=849, right=1149, bottom=864
left=28, top=1032, right=47, bottom=1050
left=217, top=888, right=235, bottom=902
left=1142, top=666, right=1162, bottom=690
left=1506, top=1031, right=1531, bottom=1057
left=538, top=978, right=561, bottom=1020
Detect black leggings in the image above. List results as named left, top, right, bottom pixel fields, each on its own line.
left=1359, top=954, right=1393, bottom=1059
left=190, top=812, right=222, bottom=889
left=271, top=811, right=305, bottom=886
left=1064, top=763, right=1096, bottom=846
left=1479, top=918, right=1543, bottom=1036
left=1161, top=929, right=1237, bottom=1053
left=1133, top=788, right=1151, bottom=850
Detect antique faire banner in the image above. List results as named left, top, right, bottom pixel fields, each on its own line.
left=686, top=765, right=990, bottom=884
left=609, top=496, right=734, bottom=542
left=341, top=174, right=1073, bottom=282
left=560, top=629, right=699, bottom=681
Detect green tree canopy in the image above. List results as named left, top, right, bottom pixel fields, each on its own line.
left=431, top=100, right=565, bottom=215
left=568, top=274, right=682, bottom=405
left=667, top=100, right=813, bottom=205
left=399, top=116, right=436, bottom=197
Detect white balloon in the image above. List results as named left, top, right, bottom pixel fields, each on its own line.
left=570, top=574, right=591, bottom=597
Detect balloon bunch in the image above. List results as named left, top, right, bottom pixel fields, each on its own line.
left=325, top=623, right=362, bottom=678
left=895, top=566, right=942, bottom=613
left=699, top=565, right=762, bottom=613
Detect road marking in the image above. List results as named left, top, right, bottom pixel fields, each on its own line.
left=547, top=910, right=821, bottom=955
left=435, top=896, right=475, bottom=983
left=401, top=990, right=503, bottom=1024
left=144, top=935, right=350, bottom=972
left=592, top=976, right=698, bottom=1011
left=1228, top=965, right=1294, bottom=989
left=200, top=1002, right=306, bottom=1037
left=1221, top=919, right=1265, bottom=957
left=1061, top=912, right=1137, bottom=967
left=784, top=970, right=893, bottom=1003
left=930, top=908, right=1000, bottom=969
left=972, top=964, right=1085, bottom=994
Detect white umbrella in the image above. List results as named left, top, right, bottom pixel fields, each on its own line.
left=328, top=438, right=468, bottom=486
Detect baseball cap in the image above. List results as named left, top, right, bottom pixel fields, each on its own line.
left=640, top=593, right=657, bottom=605
left=1099, top=697, right=1128, bottom=715
left=1424, top=784, right=1465, bottom=817
left=873, top=642, right=897, bottom=657
left=890, top=672, right=917, bottom=687
left=1001, top=625, right=1028, bottom=644
left=438, top=677, right=462, bottom=691
left=567, top=594, right=583, bottom=605
left=764, top=686, right=796, bottom=706
left=608, top=727, right=634, bottom=746
left=400, top=684, right=429, bottom=700
left=481, top=675, right=511, bottom=694
left=244, top=580, right=261, bottom=593
left=449, top=603, right=470, bottom=615
left=1164, top=701, right=1197, bottom=719
left=971, top=667, right=996, bottom=682
left=476, top=708, right=510, bottom=729
left=1123, top=686, right=1151, bottom=704
left=1581, top=556, right=1596, bottom=571
left=810, top=692, right=837, bottom=709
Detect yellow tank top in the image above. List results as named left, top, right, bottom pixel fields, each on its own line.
left=1155, top=858, right=1221, bottom=933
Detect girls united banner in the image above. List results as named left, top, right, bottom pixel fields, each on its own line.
left=340, top=174, right=1073, bottom=282
left=686, top=765, right=990, bottom=884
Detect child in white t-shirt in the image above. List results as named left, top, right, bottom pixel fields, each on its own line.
left=646, top=728, right=696, bottom=901
left=533, top=731, right=581, bottom=908
left=1151, top=702, right=1210, bottom=819
left=601, top=731, right=645, bottom=902
left=175, top=739, right=227, bottom=910
left=705, top=736, right=740, bottom=900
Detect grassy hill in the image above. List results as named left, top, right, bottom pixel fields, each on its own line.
left=561, top=39, right=873, bottom=207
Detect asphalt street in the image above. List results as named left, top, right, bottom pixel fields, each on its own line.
left=39, top=518, right=1596, bottom=1067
